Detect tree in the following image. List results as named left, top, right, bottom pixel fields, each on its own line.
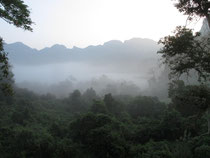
left=169, top=80, right=210, bottom=117
left=90, top=100, right=108, bottom=114
left=174, top=0, right=210, bottom=27
left=0, top=0, right=33, bottom=31
left=69, top=113, right=127, bottom=158
left=0, top=0, right=33, bottom=94
left=103, top=93, right=124, bottom=115
left=131, top=140, right=172, bottom=158
left=83, top=88, right=98, bottom=106
left=158, top=26, right=210, bottom=81
left=0, top=38, right=14, bottom=95
left=104, top=93, right=115, bottom=112
left=158, top=11, right=210, bottom=133
left=128, top=96, right=165, bottom=119
left=68, top=90, right=86, bottom=113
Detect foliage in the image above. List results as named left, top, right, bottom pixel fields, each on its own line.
left=0, top=87, right=209, bottom=157
left=128, top=96, right=166, bottom=119
left=0, top=0, right=33, bottom=95
left=158, top=26, right=210, bottom=81
left=131, top=140, right=172, bottom=158
left=0, top=38, right=13, bottom=95
left=0, top=0, right=33, bottom=31
left=103, top=93, right=124, bottom=115
left=169, top=80, right=210, bottom=117
left=174, top=0, right=210, bottom=25
left=90, top=100, right=108, bottom=114
left=0, top=1, right=210, bottom=157
left=158, top=109, right=185, bottom=140
left=170, top=141, right=192, bottom=158
left=194, top=145, right=210, bottom=158
left=66, top=90, right=86, bottom=113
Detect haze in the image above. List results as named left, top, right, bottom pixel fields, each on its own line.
left=0, top=0, right=203, bottom=49
left=1, top=0, right=206, bottom=99
left=5, top=38, right=164, bottom=97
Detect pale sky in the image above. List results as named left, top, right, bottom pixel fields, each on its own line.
left=0, top=0, right=203, bottom=50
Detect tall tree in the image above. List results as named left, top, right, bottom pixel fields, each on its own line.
left=158, top=26, right=210, bottom=134
left=158, top=26, right=210, bottom=81
left=0, top=0, right=32, bottom=94
left=158, top=0, right=210, bottom=134
left=0, top=38, right=13, bottom=95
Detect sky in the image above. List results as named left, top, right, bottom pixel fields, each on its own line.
left=0, top=0, right=204, bottom=50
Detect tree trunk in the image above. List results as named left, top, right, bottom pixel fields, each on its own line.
left=206, top=14, right=210, bottom=134
left=206, top=14, right=210, bottom=29
left=208, top=107, right=210, bottom=134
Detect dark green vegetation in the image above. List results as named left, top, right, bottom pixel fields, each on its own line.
left=158, top=26, right=210, bottom=81
left=174, top=0, right=210, bottom=26
left=0, top=85, right=210, bottom=158
left=0, top=0, right=32, bottom=95
left=0, top=0, right=33, bottom=31
left=0, top=0, right=210, bottom=157
left=0, top=38, right=13, bottom=95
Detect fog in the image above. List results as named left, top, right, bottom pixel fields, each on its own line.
left=13, top=61, right=160, bottom=98
left=5, top=38, right=169, bottom=99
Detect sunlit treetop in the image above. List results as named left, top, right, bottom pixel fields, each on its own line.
left=0, top=0, right=33, bottom=31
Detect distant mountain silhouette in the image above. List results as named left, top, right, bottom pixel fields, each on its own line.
left=4, top=38, right=161, bottom=67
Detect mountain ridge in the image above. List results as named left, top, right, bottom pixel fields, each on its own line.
left=4, top=38, right=160, bottom=66
left=5, top=37, right=158, bottom=50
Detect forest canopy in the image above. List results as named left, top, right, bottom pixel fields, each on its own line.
left=0, top=0, right=210, bottom=158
